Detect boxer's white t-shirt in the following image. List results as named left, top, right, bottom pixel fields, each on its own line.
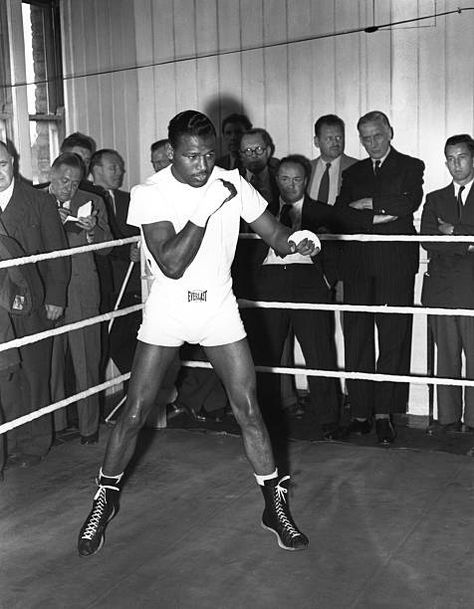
left=127, top=165, right=267, bottom=291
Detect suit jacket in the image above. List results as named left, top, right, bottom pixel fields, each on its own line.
left=421, top=183, right=474, bottom=308
left=110, top=188, right=140, bottom=295
left=334, top=147, right=425, bottom=279
left=48, top=188, right=113, bottom=310
left=301, top=195, right=340, bottom=287
left=1, top=178, right=70, bottom=309
left=307, top=153, right=358, bottom=203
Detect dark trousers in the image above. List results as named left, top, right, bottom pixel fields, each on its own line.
left=0, top=369, right=22, bottom=470
left=7, top=309, right=54, bottom=456
left=430, top=315, right=474, bottom=427
left=343, top=273, right=415, bottom=418
left=243, top=265, right=340, bottom=425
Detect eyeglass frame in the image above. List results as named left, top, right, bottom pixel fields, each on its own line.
left=240, top=145, right=268, bottom=157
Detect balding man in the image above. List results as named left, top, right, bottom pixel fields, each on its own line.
left=0, top=141, right=70, bottom=466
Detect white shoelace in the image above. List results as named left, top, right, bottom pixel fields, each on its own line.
left=80, top=486, right=116, bottom=540
left=274, top=476, right=300, bottom=539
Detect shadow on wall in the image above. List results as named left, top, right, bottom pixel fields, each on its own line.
left=204, top=95, right=252, bottom=156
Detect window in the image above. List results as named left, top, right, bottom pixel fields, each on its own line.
left=22, top=0, right=64, bottom=183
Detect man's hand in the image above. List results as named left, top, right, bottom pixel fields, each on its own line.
left=76, top=212, right=97, bottom=233
left=437, top=217, right=454, bottom=235
left=288, top=230, right=321, bottom=257
left=45, top=304, right=64, bottom=321
left=373, top=214, right=397, bottom=224
left=58, top=207, right=71, bottom=224
left=190, top=179, right=237, bottom=227
left=349, top=197, right=373, bottom=210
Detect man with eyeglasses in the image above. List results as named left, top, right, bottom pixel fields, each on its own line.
left=233, top=128, right=280, bottom=301
left=334, top=110, right=425, bottom=444
left=239, top=128, right=280, bottom=216
left=245, top=154, right=343, bottom=439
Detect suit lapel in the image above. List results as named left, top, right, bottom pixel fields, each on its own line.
left=2, top=180, right=29, bottom=230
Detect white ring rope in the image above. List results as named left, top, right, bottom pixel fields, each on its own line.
left=0, top=236, right=139, bottom=269
left=0, top=232, right=471, bottom=271
left=0, top=304, right=142, bottom=353
left=0, top=373, right=130, bottom=435
left=182, top=360, right=474, bottom=388
left=238, top=300, right=474, bottom=317
left=1, top=231, right=472, bottom=435
left=239, top=233, right=474, bottom=242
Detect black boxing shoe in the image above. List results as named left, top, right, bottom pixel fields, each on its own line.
left=78, top=470, right=122, bottom=557
left=259, top=475, right=309, bottom=551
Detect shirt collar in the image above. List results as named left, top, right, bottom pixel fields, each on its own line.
left=371, top=146, right=391, bottom=168
left=454, top=177, right=474, bottom=198
left=319, top=155, right=341, bottom=170
left=280, top=195, right=304, bottom=208
left=0, top=177, right=15, bottom=211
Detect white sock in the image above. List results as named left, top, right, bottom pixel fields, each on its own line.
left=99, top=467, right=124, bottom=484
left=254, top=468, right=278, bottom=486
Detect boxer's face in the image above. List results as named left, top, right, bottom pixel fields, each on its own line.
left=170, top=133, right=216, bottom=188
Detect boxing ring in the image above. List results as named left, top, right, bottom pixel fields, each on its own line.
left=1, top=231, right=473, bottom=438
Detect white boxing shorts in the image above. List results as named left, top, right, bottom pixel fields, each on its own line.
left=137, top=282, right=246, bottom=347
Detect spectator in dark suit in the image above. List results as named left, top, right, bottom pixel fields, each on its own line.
left=239, top=128, right=280, bottom=215
left=334, top=111, right=425, bottom=444
left=48, top=152, right=113, bottom=445
left=245, top=154, right=341, bottom=438
left=0, top=140, right=70, bottom=466
left=150, top=139, right=170, bottom=173
left=90, top=149, right=140, bottom=375
left=233, top=128, right=280, bottom=300
left=216, top=113, right=252, bottom=171
left=421, top=134, right=474, bottom=432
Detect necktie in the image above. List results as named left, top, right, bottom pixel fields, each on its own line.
left=457, top=185, right=465, bottom=221
left=317, top=162, right=331, bottom=204
left=279, top=204, right=294, bottom=228
left=374, top=160, right=381, bottom=176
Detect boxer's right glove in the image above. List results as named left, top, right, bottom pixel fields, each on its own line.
left=190, top=179, right=235, bottom=227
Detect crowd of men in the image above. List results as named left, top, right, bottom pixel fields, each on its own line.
left=0, top=108, right=473, bottom=482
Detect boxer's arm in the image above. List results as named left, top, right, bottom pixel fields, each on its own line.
left=249, top=210, right=319, bottom=257
left=142, top=220, right=205, bottom=279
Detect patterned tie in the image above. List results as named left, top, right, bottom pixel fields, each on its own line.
left=457, top=185, right=465, bottom=221
left=317, top=162, right=331, bottom=204
left=374, top=160, right=381, bottom=176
